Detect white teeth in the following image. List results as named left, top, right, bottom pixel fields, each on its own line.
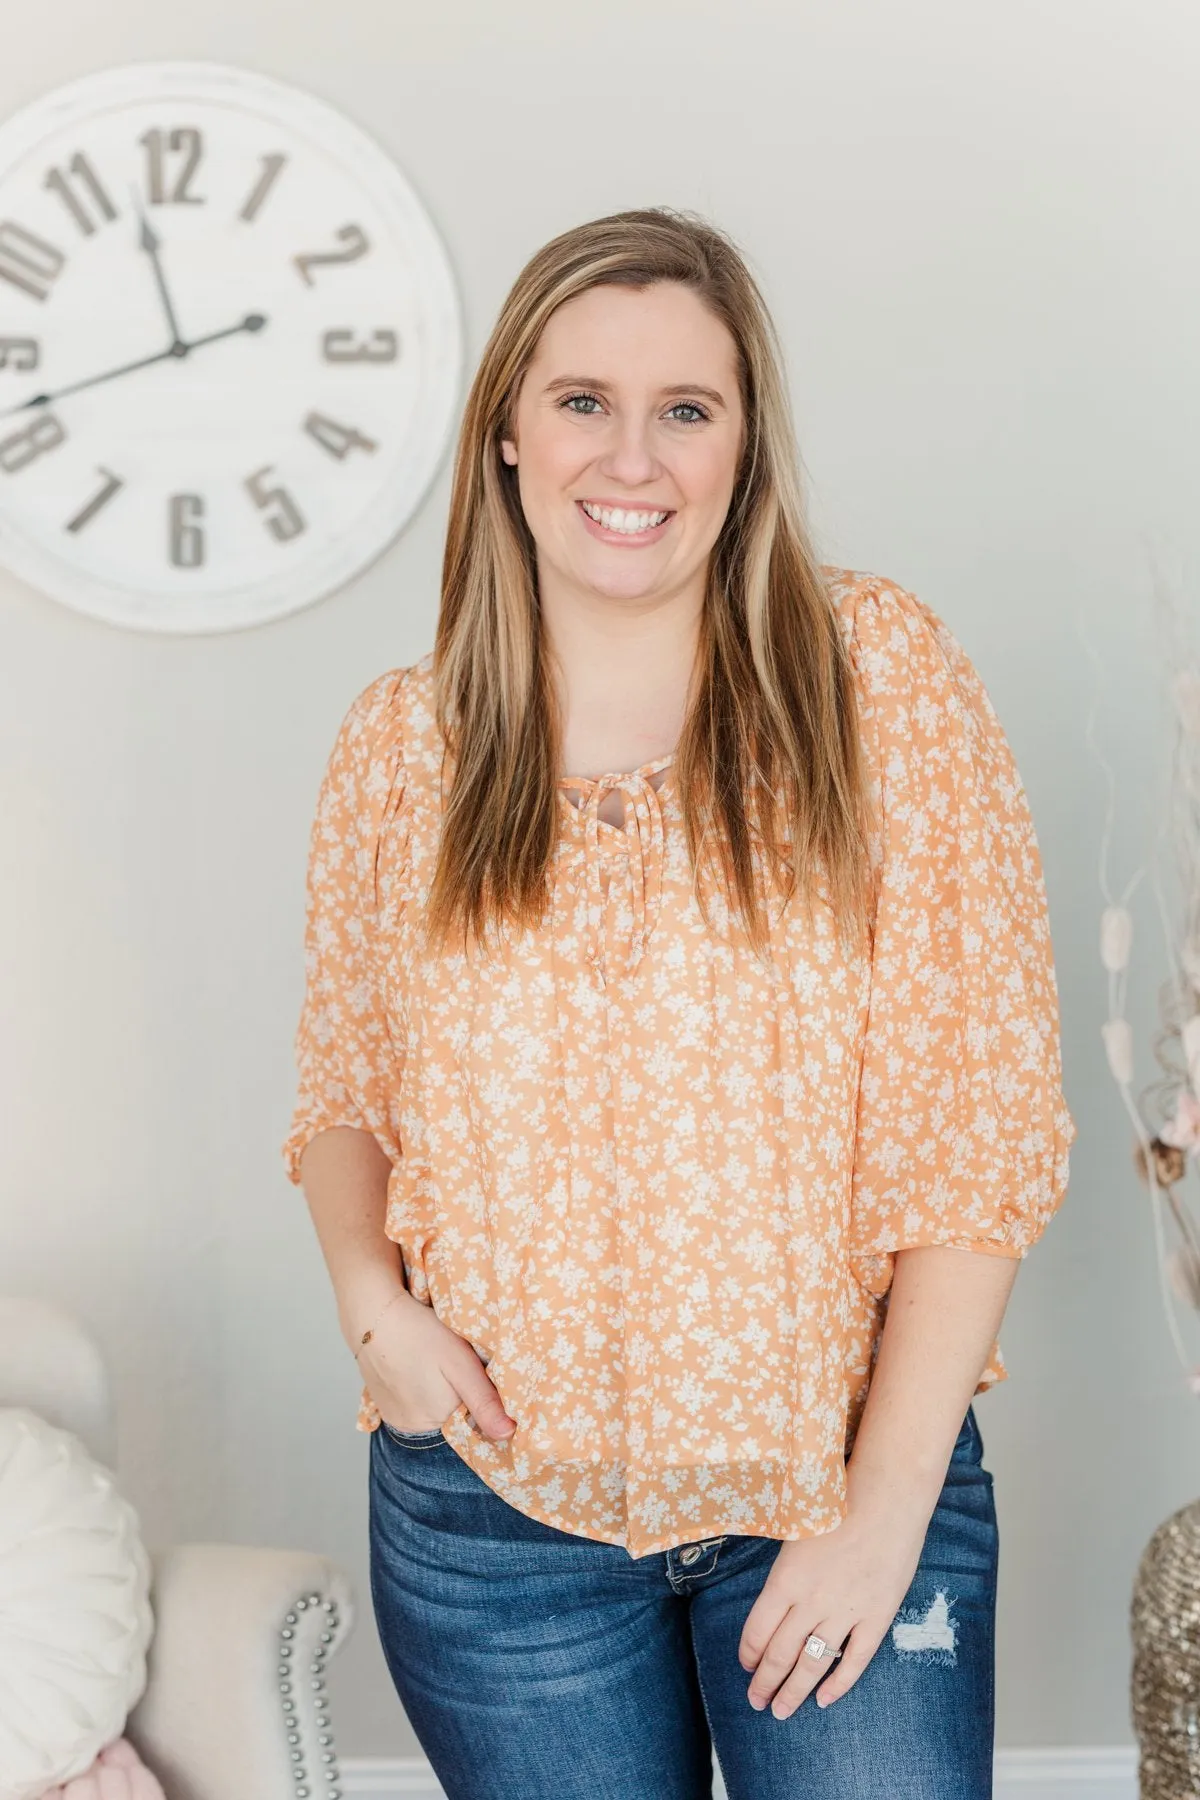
left=581, top=501, right=669, bottom=534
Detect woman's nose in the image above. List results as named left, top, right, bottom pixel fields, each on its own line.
left=598, top=418, right=660, bottom=486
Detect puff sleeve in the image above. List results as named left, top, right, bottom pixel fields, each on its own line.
left=281, top=670, right=408, bottom=1186
left=845, top=578, right=1076, bottom=1299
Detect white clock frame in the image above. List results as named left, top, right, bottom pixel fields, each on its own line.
left=0, top=61, right=463, bottom=633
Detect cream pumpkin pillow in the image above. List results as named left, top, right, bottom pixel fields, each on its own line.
left=0, top=1409, right=153, bottom=1800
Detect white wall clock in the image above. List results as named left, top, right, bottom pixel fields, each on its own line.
left=0, top=61, right=463, bottom=632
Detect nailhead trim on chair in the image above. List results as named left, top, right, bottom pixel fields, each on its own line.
left=277, top=1590, right=345, bottom=1798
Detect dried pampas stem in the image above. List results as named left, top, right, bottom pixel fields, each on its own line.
left=1083, top=548, right=1200, bottom=1395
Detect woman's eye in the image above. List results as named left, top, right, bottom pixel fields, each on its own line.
left=561, top=392, right=603, bottom=415
left=667, top=401, right=709, bottom=425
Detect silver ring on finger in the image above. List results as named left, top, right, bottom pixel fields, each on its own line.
left=802, top=1632, right=842, bottom=1663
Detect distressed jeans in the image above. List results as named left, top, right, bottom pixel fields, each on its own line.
left=368, top=1403, right=998, bottom=1799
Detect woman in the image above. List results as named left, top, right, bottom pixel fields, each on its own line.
left=283, top=208, right=1075, bottom=1799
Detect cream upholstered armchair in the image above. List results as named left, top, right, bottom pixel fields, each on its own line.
left=0, top=1297, right=356, bottom=1800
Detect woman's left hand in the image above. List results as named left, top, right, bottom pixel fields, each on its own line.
left=737, top=1501, right=929, bottom=1716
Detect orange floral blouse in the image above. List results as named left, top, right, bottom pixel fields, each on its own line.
left=282, top=566, right=1076, bottom=1558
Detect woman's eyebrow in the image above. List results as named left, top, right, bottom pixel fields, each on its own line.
left=543, top=375, right=728, bottom=408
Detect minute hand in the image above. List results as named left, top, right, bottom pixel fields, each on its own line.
left=0, top=314, right=267, bottom=420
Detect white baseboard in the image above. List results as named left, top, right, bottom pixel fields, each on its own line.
left=993, top=1749, right=1137, bottom=1795
left=340, top=1765, right=442, bottom=1798
left=340, top=1745, right=1138, bottom=1799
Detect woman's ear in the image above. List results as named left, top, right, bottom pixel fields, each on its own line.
left=500, top=437, right=518, bottom=466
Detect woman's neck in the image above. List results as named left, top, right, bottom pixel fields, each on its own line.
left=541, top=578, right=703, bottom=781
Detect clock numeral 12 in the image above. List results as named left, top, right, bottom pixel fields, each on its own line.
left=140, top=128, right=205, bottom=205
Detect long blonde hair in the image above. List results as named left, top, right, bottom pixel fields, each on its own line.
left=427, top=206, right=874, bottom=960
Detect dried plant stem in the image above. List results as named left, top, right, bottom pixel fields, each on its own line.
left=1167, top=1183, right=1200, bottom=1267
left=1125, top=1088, right=1194, bottom=1380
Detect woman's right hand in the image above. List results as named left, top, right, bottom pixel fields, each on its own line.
left=349, top=1287, right=516, bottom=1442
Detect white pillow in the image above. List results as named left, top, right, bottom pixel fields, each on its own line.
left=0, top=1408, right=153, bottom=1800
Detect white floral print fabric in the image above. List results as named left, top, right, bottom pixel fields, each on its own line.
left=282, top=567, right=1076, bottom=1557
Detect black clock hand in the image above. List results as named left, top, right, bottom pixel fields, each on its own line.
left=0, top=314, right=267, bottom=419
left=130, top=185, right=185, bottom=353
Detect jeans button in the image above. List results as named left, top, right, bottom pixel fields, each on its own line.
left=679, top=1545, right=702, bottom=1565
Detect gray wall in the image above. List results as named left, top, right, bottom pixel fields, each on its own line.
left=3, top=0, right=1194, bottom=1758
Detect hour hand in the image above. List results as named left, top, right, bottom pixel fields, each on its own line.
left=130, top=185, right=185, bottom=354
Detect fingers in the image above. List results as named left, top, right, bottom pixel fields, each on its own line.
left=738, top=1583, right=791, bottom=1673
left=811, top=1620, right=885, bottom=1709
left=391, top=1302, right=518, bottom=1442
left=745, top=1607, right=811, bottom=1711
left=747, top=1613, right=856, bottom=1719
left=444, top=1342, right=517, bottom=1441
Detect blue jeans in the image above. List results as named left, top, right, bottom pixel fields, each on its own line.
left=368, top=1405, right=998, bottom=1798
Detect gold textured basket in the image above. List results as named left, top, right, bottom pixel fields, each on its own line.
left=1132, top=1497, right=1200, bottom=1796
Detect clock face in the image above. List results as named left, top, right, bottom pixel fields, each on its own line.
left=0, top=62, right=463, bottom=632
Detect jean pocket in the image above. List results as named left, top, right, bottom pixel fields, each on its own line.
left=380, top=1421, right=448, bottom=1450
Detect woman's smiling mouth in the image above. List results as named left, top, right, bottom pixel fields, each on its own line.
left=577, top=499, right=674, bottom=542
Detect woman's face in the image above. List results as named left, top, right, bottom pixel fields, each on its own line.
left=500, top=281, right=745, bottom=611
